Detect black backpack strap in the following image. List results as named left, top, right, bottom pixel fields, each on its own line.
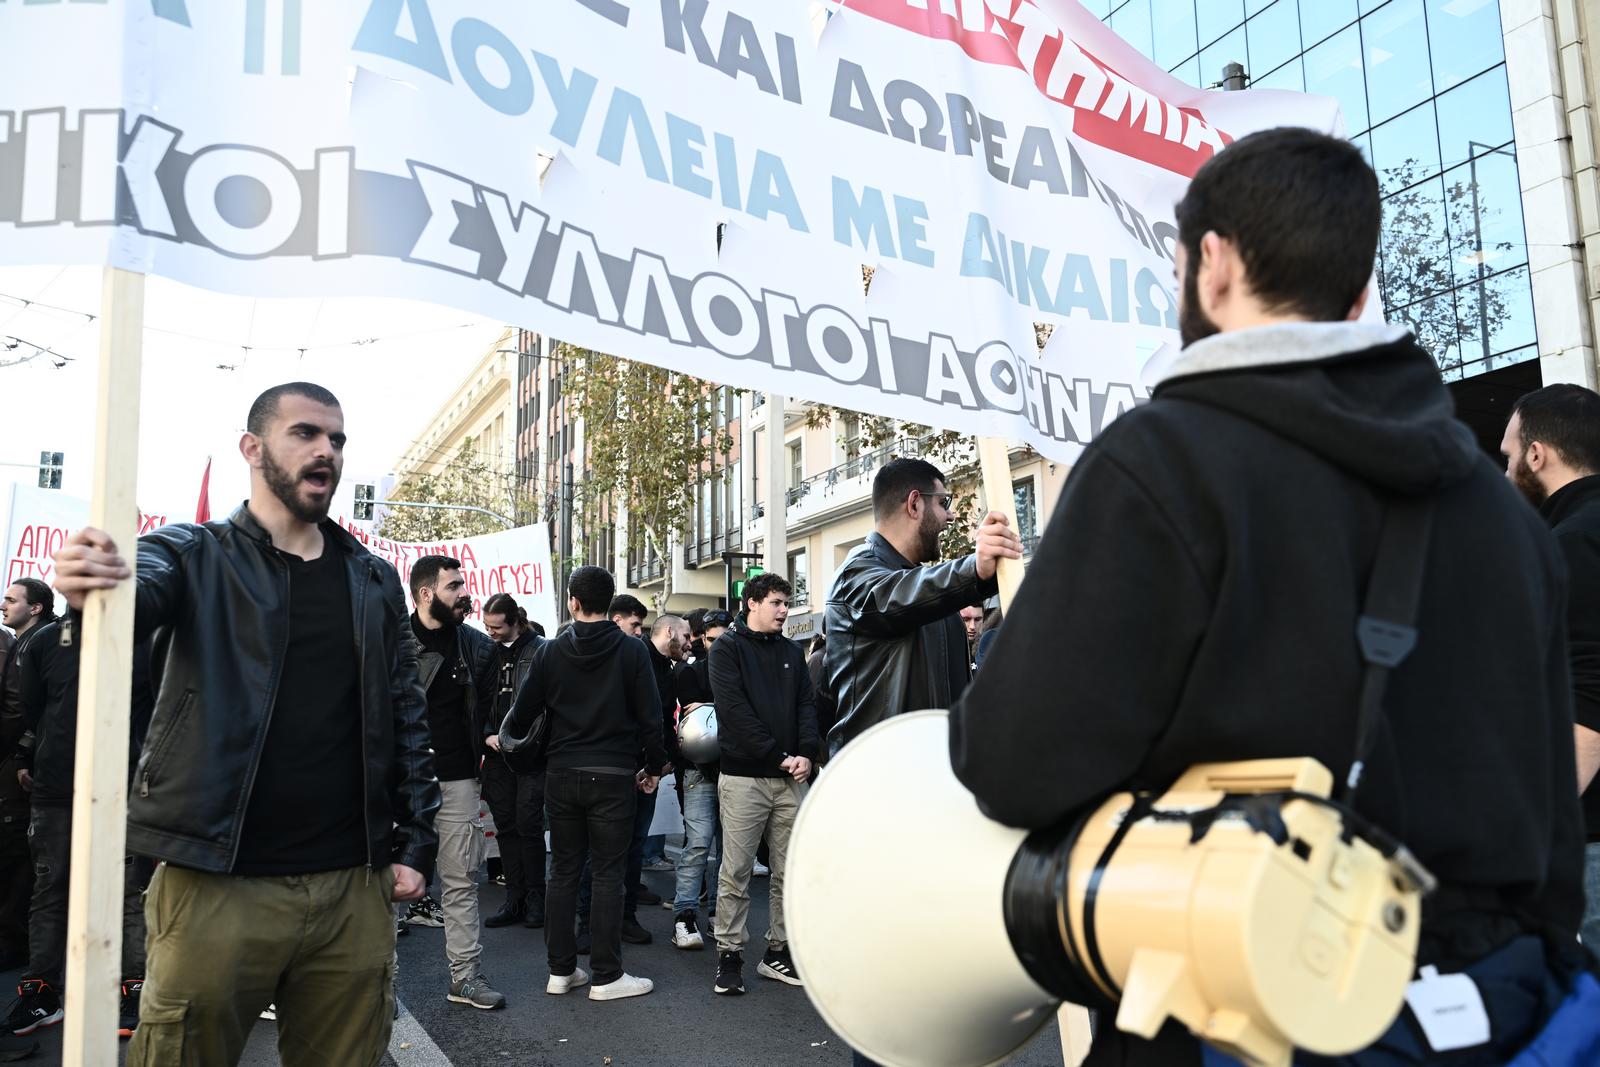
left=1344, top=496, right=1436, bottom=802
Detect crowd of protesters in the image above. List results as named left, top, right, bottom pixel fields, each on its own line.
left=4, top=129, right=1600, bottom=1067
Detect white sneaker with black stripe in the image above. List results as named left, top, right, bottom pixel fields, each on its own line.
left=672, top=911, right=704, bottom=950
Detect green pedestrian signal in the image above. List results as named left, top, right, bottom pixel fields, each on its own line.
left=730, top=564, right=765, bottom=605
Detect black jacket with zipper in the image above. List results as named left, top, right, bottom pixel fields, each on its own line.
left=950, top=323, right=1587, bottom=1065
left=123, top=504, right=440, bottom=876
left=1541, top=474, right=1600, bottom=840
left=709, top=616, right=819, bottom=778
left=492, top=629, right=545, bottom=774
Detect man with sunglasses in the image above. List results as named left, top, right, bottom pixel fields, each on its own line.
left=823, top=458, right=1022, bottom=759
left=408, top=555, right=501, bottom=1011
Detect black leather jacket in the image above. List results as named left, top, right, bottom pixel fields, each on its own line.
left=491, top=629, right=544, bottom=772
left=125, top=505, right=441, bottom=876
left=412, top=616, right=498, bottom=763
left=823, top=532, right=996, bottom=757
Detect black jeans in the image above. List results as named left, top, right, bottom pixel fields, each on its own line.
left=545, top=769, right=635, bottom=985
left=480, top=756, right=546, bottom=905
left=26, top=803, right=148, bottom=986
left=0, top=812, right=32, bottom=963
left=577, top=783, right=658, bottom=924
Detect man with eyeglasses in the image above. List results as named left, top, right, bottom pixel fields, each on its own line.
left=823, top=458, right=1022, bottom=760
left=407, top=555, right=501, bottom=1011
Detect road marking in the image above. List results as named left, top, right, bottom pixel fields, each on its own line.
left=389, top=999, right=455, bottom=1067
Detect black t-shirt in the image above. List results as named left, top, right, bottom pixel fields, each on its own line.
left=412, top=616, right=474, bottom=781
left=234, top=534, right=366, bottom=875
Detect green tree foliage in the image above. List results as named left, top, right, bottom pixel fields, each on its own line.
left=375, top=438, right=536, bottom=542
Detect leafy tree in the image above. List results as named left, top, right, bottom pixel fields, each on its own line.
left=563, top=344, right=734, bottom=613
left=375, top=438, right=537, bottom=542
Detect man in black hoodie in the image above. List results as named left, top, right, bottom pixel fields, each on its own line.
left=951, top=128, right=1588, bottom=1065
left=1500, top=384, right=1600, bottom=961
left=709, top=573, right=819, bottom=996
left=503, top=566, right=666, bottom=1002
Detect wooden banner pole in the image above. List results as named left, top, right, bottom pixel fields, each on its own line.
left=974, top=436, right=1093, bottom=1067
left=62, top=266, right=144, bottom=1066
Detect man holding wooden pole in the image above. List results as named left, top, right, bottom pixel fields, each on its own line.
left=51, top=382, right=440, bottom=1065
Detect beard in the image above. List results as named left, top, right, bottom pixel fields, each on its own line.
left=427, top=595, right=461, bottom=628
left=260, top=442, right=339, bottom=525
left=1510, top=454, right=1547, bottom=507
left=918, top=508, right=943, bottom=563
left=1179, top=260, right=1220, bottom=348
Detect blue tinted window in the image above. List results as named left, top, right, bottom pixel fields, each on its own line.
left=1424, top=0, right=1504, bottom=92
left=1304, top=25, right=1369, bottom=135
left=1443, top=150, right=1526, bottom=291
left=1482, top=266, right=1536, bottom=358
left=1085, top=0, right=1115, bottom=18
left=1300, top=0, right=1357, bottom=47
left=1252, top=56, right=1304, bottom=90
left=1246, top=0, right=1273, bottom=14
left=1199, top=25, right=1247, bottom=87
left=1247, top=0, right=1301, bottom=76
left=1197, top=0, right=1245, bottom=46
left=1391, top=290, right=1461, bottom=372
left=1153, top=0, right=1200, bottom=68
left=1360, top=0, right=1390, bottom=13
left=1371, top=101, right=1441, bottom=196
left=1436, top=66, right=1513, bottom=171
left=1113, top=0, right=1156, bottom=59
left=1363, top=0, right=1434, bottom=124
left=1380, top=175, right=1451, bottom=310
left=1170, top=54, right=1204, bottom=85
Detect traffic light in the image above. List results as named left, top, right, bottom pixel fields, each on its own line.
left=730, top=563, right=764, bottom=605
left=353, top=483, right=376, bottom=521
left=37, top=451, right=63, bottom=490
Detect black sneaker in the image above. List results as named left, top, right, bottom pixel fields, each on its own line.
left=635, top=884, right=663, bottom=907
left=483, top=894, right=527, bottom=929
left=713, top=951, right=744, bottom=996
left=621, top=916, right=653, bottom=945
left=118, top=978, right=142, bottom=1037
left=4, top=979, right=63, bottom=1036
left=396, top=915, right=408, bottom=938
left=757, top=945, right=802, bottom=986
left=523, top=894, right=545, bottom=930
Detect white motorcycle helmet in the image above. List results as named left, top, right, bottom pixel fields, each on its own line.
left=677, top=704, right=719, bottom=763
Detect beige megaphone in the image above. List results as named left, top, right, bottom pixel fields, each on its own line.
left=786, top=711, right=1431, bottom=1067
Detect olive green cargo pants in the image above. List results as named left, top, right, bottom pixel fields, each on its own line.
left=127, top=863, right=396, bottom=1067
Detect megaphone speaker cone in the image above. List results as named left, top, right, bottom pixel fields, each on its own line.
left=786, top=711, right=1060, bottom=1067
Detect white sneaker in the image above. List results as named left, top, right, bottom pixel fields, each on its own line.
left=259, top=1004, right=277, bottom=1021
left=752, top=861, right=770, bottom=877
left=672, top=914, right=705, bottom=950
left=546, top=967, right=590, bottom=995
left=588, top=973, right=654, bottom=1001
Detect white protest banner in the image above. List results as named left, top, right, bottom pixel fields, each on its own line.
left=0, top=1, right=1342, bottom=460
left=336, top=517, right=559, bottom=637
left=2, top=484, right=174, bottom=615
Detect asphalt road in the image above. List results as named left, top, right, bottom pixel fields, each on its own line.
left=8, top=864, right=1072, bottom=1066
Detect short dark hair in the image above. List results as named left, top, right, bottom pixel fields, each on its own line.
left=1513, top=384, right=1600, bottom=475
left=569, top=566, right=616, bottom=615
left=10, top=577, right=55, bottom=623
left=608, top=593, right=648, bottom=621
left=683, top=607, right=709, bottom=637
left=409, top=555, right=460, bottom=600
left=247, top=382, right=342, bottom=436
left=1174, top=127, right=1379, bottom=324
left=872, top=458, right=947, bottom=521
left=482, top=592, right=528, bottom=629
left=743, top=572, right=792, bottom=610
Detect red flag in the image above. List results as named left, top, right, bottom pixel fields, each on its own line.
left=195, top=457, right=212, bottom=523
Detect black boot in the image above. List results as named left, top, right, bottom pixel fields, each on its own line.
left=483, top=892, right=528, bottom=929
left=523, top=892, right=545, bottom=929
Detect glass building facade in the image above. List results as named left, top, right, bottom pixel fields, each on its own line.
left=1089, top=0, right=1536, bottom=382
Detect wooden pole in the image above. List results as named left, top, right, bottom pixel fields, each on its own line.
left=974, top=436, right=1093, bottom=1067
left=62, top=266, right=143, bottom=1066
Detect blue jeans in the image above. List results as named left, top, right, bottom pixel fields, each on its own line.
left=642, top=834, right=666, bottom=863
left=1583, top=841, right=1600, bottom=964
left=673, top=769, right=721, bottom=914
